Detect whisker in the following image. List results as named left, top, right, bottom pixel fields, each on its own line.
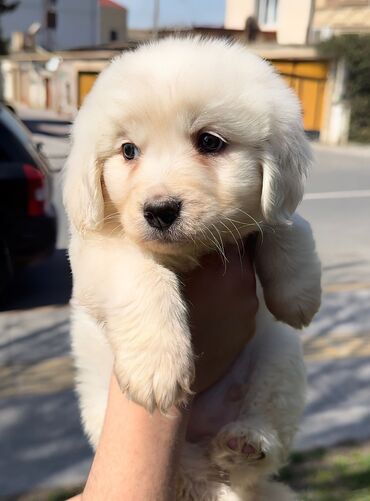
left=211, top=223, right=228, bottom=274
left=222, top=218, right=246, bottom=262
left=218, top=220, right=243, bottom=266
left=234, top=208, right=264, bottom=245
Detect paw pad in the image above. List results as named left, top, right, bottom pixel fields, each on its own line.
left=226, top=436, right=265, bottom=460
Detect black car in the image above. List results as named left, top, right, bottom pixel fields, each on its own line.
left=0, top=105, right=57, bottom=296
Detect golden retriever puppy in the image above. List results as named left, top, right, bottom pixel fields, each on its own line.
left=64, top=37, right=321, bottom=500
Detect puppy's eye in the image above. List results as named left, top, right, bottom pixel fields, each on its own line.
left=197, top=132, right=227, bottom=154
left=121, top=143, right=139, bottom=160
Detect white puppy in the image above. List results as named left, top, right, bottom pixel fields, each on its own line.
left=64, top=37, right=321, bottom=500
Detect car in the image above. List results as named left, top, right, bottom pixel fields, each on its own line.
left=0, top=99, right=17, bottom=115
left=0, top=105, right=57, bottom=298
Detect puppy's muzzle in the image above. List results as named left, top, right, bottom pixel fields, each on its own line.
left=143, top=198, right=182, bottom=231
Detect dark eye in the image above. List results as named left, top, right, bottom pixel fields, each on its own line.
left=197, top=132, right=227, bottom=154
left=121, top=142, right=139, bottom=160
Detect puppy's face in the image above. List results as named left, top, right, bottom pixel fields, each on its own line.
left=64, top=38, right=311, bottom=256
left=102, top=84, right=264, bottom=254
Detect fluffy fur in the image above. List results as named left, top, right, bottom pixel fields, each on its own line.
left=64, top=37, right=321, bottom=500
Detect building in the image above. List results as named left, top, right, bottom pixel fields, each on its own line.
left=223, top=0, right=370, bottom=143
left=100, top=0, right=127, bottom=45
left=311, top=0, right=370, bottom=42
left=2, top=0, right=127, bottom=51
left=3, top=0, right=366, bottom=145
left=224, top=0, right=313, bottom=45
left=224, top=0, right=370, bottom=44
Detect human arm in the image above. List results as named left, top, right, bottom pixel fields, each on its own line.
left=68, top=243, right=257, bottom=501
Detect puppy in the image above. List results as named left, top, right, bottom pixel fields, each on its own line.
left=64, top=37, right=321, bottom=500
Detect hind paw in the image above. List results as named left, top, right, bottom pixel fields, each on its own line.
left=210, top=425, right=267, bottom=470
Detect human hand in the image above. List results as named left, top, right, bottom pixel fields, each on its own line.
left=182, top=239, right=258, bottom=394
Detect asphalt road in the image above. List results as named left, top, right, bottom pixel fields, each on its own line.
left=0, top=107, right=369, bottom=496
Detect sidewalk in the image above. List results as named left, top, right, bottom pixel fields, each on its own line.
left=296, top=283, right=370, bottom=450
left=0, top=252, right=92, bottom=498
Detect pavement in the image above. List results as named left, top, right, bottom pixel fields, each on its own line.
left=0, top=106, right=369, bottom=497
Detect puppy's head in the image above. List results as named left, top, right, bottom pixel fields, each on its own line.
left=64, top=37, right=311, bottom=254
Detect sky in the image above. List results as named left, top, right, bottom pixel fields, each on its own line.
left=116, top=0, right=225, bottom=30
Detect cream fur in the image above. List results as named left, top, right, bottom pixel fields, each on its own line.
left=64, top=37, right=321, bottom=500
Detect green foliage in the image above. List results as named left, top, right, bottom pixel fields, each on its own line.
left=318, top=35, right=370, bottom=143
left=279, top=442, right=370, bottom=500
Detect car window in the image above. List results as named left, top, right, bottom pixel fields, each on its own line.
left=0, top=107, right=50, bottom=173
left=0, top=121, right=34, bottom=164
left=0, top=107, right=33, bottom=148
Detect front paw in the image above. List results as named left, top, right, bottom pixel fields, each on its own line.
left=114, top=350, right=194, bottom=413
left=264, top=282, right=321, bottom=329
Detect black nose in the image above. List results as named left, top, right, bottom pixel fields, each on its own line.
left=143, top=198, right=182, bottom=230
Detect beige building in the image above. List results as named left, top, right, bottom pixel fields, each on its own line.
left=312, top=0, right=370, bottom=41
left=225, top=0, right=313, bottom=44
left=225, top=0, right=370, bottom=44
left=100, top=0, right=127, bottom=44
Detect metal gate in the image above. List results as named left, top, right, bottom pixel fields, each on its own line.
left=78, top=72, right=99, bottom=108
left=272, top=60, right=329, bottom=135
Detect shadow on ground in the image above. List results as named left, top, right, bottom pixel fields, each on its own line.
left=0, top=389, right=92, bottom=498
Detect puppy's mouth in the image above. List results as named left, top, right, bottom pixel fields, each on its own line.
left=144, top=225, right=189, bottom=245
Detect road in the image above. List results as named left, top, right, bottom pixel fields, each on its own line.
left=297, top=145, right=370, bottom=450
left=0, top=107, right=369, bottom=496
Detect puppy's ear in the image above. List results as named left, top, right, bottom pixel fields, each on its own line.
left=260, top=119, right=312, bottom=225
left=63, top=142, right=104, bottom=234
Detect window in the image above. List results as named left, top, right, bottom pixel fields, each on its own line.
left=110, top=30, right=118, bottom=41
left=46, top=10, right=57, bottom=28
left=258, top=0, right=279, bottom=29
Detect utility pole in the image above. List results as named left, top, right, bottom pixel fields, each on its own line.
left=152, top=0, right=160, bottom=39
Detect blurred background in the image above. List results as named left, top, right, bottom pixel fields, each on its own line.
left=0, top=1, right=369, bottom=499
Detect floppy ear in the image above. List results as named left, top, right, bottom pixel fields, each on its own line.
left=260, top=121, right=312, bottom=225
left=63, top=142, right=104, bottom=234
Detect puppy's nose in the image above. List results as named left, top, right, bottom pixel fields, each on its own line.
left=143, top=198, right=182, bottom=230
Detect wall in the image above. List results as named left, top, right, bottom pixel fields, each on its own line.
left=320, top=59, right=351, bottom=145
left=2, top=0, right=99, bottom=50
left=224, top=0, right=255, bottom=29
left=53, top=0, right=99, bottom=50
left=100, top=6, right=127, bottom=44
left=225, top=0, right=314, bottom=45
left=2, top=0, right=43, bottom=44
left=277, top=0, right=312, bottom=44
left=54, top=59, right=108, bottom=116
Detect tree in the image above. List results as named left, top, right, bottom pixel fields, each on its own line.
left=0, top=1, right=19, bottom=55
left=318, top=35, right=370, bottom=143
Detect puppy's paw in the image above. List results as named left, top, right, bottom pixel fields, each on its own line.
left=264, top=283, right=321, bottom=329
left=114, top=349, right=194, bottom=413
left=210, top=421, right=282, bottom=471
